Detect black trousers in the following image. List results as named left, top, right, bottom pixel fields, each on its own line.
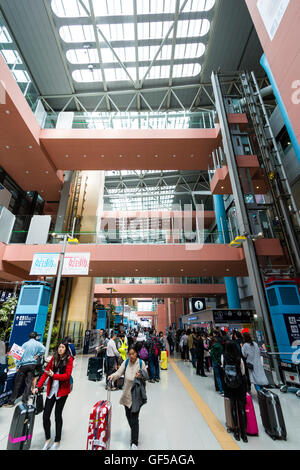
left=230, top=398, right=247, bottom=438
left=43, top=395, right=68, bottom=442
left=106, top=357, right=117, bottom=384
left=125, top=406, right=140, bottom=446
left=9, top=364, right=36, bottom=404
left=196, top=354, right=205, bottom=376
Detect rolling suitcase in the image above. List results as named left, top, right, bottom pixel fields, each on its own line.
left=87, top=387, right=112, bottom=450
left=7, top=397, right=36, bottom=450
left=257, top=388, right=287, bottom=440
left=88, top=357, right=103, bottom=382
left=245, top=393, right=259, bottom=436
left=160, top=351, right=168, bottom=370
left=224, top=397, right=234, bottom=432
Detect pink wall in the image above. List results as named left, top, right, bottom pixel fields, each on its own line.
left=245, top=0, right=300, bottom=146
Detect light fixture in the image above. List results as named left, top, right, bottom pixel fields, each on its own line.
left=154, top=154, right=158, bottom=158
left=5, top=110, right=10, bottom=115
left=65, top=154, right=69, bottom=158
left=25, top=170, right=29, bottom=174
left=28, top=146, right=33, bottom=149
left=5, top=145, right=10, bottom=149
left=137, top=154, right=141, bottom=158
left=221, top=186, right=224, bottom=189
left=83, top=154, right=87, bottom=158
left=172, top=154, right=176, bottom=158
left=45, top=171, right=49, bottom=174
left=190, top=154, right=194, bottom=158
left=120, top=154, right=123, bottom=158
left=100, top=154, right=104, bottom=158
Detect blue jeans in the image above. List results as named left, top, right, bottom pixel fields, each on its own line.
left=213, top=363, right=223, bottom=393
left=149, top=354, right=160, bottom=380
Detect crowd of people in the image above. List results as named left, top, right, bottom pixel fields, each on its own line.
left=173, top=326, right=269, bottom=443
left=1, top=324, right=269, bottom=449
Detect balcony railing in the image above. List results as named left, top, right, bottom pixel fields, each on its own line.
left=43, top=110, right=216, bottom=130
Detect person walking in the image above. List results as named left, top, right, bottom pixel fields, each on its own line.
left=106, top=332, right=121, bottom=391
left=108, top=345, right=148, bottom=450
left=241, top=332, right=268, bottom=392
left=209, top=337, right=224, bottom=395
left=64, top=336, right=76, bottom=358
left=146, top=330, right=161, bottom=383
left=167, top=328, right=175, bottom=356
left=33, top=341, right=73, bottom=450
left=222, top=341, right=248, bottom=442
left=158, top=331, right=166, bottom=352
left=4, top=332, right=45, bottom=407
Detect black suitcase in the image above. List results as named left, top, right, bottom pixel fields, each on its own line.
left=7, top=398, right=36, bottom=450
left=87, top=357, right=103, bottom=381
left=257, top=388, right=287, bottom=440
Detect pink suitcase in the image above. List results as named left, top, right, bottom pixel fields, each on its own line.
left=86, top=388, right=112, bottom=450
left=245, top=393, right=259, bottom=436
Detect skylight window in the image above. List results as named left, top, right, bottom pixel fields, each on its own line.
left=0, top=49, right=22, bottom=65
left=52, top=0, right=215, bottom=18
left=0, top=26, right=12, bottom=43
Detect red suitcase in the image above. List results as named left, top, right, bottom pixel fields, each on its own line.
left=87, top=389, right=112, bottom=450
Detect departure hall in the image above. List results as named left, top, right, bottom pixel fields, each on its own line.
left=0, top=0, right=300, bottom=453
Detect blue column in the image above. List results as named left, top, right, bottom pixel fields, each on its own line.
left=260, top=53, right=300, bottom=165
left=213, top=195, right=241, bottom=309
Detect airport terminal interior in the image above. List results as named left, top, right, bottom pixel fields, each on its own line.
left=0, top=0, right=300, bottom=452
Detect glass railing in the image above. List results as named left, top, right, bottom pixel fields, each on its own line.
left=10, top=224, right=224, bottom=245
left=95, top=276, right=225, bottom=285
left=43, top=110, right=216, bottom=130
left=0, top=14, right=39, bottom=113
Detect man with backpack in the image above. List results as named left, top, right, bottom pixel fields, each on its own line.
left=146, top=330, right=161, bottom=383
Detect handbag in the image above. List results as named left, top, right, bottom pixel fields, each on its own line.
left=246, top=362, right=254, bottom=370
left=35, top=392, right=44, bottom=415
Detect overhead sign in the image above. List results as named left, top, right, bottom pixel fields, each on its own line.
left=62, top=252, right=90, bottom=276
left=30, top=253, right=59, bottom=276
left=190, top=298, right=206, bottom=314
left=213, top=309, right=254, bottom=323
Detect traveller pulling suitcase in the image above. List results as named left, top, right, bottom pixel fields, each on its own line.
left=87, top=385, right=112, bottom=450
left=7, top=395, right=37, bottom=450
left=245, top=393, right=259, bottom=436
left=160, top=351, right=168, bottom=370
left=257, top=387, right=287, bottom=440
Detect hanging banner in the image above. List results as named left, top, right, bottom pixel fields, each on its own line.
left=30, top=253, right=60, bottom=276
left=257, top=0, right=290, bottom=41
left=62, top=252, right=90, bottom=276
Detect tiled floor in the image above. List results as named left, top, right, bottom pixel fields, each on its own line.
left=0, top=354, right=299, bottom=450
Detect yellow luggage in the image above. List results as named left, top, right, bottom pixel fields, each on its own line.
left=161, top=350, right=168, bottom=370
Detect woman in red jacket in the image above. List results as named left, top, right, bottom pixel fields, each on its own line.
left=33, top=341, right=73, bottom=450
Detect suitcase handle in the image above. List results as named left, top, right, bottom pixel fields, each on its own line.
left=107, top=382, right=112, bottom=403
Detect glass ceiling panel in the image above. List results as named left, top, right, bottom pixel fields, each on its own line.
left=66, top=44, right=205, bottom=64
left=60, top=19, right=210, bottom=43
left=52, top=0, right=215, bottom=17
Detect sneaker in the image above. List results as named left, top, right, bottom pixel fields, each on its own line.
left=42, top=441, right=52, bottom=451
left=49, top=442, right=60, bottom=450
left=149, top=379, right=155, bottom=383
left=131, top=444, right=138, bottom=450
left=2, top=402, right=14, bottom=408
left=111, top=387, right=117, bottom=391
left=154, top=378, right=160, bottom=382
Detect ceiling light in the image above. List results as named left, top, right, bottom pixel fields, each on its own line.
left=172, top=154, right=176, bottom=158
left=100, top=154, right=104, bottom=158
left=5, top=110, right=10, bottom=115
left=154, top=154, right=158, bottom=158
left=28, top=146, right=33, bottom=149
left=120, top=154, right=123, bottom=158
left=25, top=171, right=29, bottom=174
left=256, top=186, right=260, bottom=189
left=137, top=154, right=141, bottom=158
left=226, top=269, right=230, bottom=272
left=221, top=186, right=224, bottom=189
left=45, top=171, right=49, bottom=174
left=83, top=154, right=87, bottom=158
left=190, top=154, right=194, bottom=158
left=5, top=145, right=10, bottom=149
left=65, top=154, right=69, bottom=158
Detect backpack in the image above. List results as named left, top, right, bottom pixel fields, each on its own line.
left=151, top=337, right=161, bottom=357
left=224, top=360, right=243, bottom=389
left=139, top=345, right=148, bottom=361
left=125, top=358, right=142, bottom=373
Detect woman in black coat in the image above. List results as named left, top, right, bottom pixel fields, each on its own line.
left=222, top=341, right=248, bottom=443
